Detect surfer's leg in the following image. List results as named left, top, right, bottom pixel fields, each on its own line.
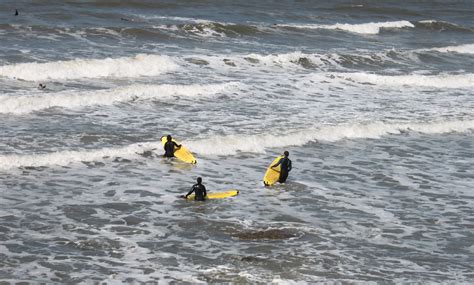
left=278, top=170, right=289, bottom=183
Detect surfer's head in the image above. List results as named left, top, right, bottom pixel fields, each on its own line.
left=284, top=151, right=289, bottom=157
left=197, top=177, right=202, bottom=184
left=167, top=135, right=172, bottom=141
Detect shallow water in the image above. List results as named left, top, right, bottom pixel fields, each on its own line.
left=0, top=0, right=473, bottom=283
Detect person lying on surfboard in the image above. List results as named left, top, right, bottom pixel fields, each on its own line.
left=163, top=135, right=182, bottom=158
left=183, top=177, right=207, bottom=201
left=272, top=151, right=292, bottom=183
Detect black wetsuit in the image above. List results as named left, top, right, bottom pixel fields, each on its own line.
left=186, top=183, right=207, bottom=201
left=163, top=141, right=180, bottom=158
left=273, top=157, right=292, bottom=183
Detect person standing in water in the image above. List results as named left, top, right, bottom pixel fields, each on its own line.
left=184, top=177, right=207, bottom=201
left=272, top=151, right=292, bottom=183
left=163, top=135, right=181, bottom=158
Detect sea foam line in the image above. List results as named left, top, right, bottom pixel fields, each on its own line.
left=330, top=72, right=474, bottom=88
left=0, top=142, right=161, bottom=171
left=0, top=120, right=472, bottom=170
left=0, top=54, right=178, bottom=81
left=421, top=44, right=474, bottom=54
left=186, top=120, right=474, bottom=156
left=0, top=82, right=241, bottom=114
left=276, top=20, right=414, bottom=34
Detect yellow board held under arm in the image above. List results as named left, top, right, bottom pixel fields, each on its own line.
left=160, top=136, right=197, bottom=164
left=263, top=155, right=283, bottom=186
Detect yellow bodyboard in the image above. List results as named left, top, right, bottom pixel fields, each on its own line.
left=263, top=156, right=283, bottom=186
left=186, top=190, right=239, bottom=200
left=161, top=136, right=197, bottom=164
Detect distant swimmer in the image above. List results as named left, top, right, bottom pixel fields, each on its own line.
left=183, top=177, right=207, bottom=201
left=163, top=135, right=181, bottom=158
left=271, top=151, right=292, bottom=183
left=37, top=83, right=46, bottom=90
left=15, top=9, right=19, bottom=16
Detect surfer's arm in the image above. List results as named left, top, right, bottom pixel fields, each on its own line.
left=288, top=160, right=292, bottom=172
left=185, top=185, right=196, bottom=198
left=173, top=141, right=182, bottom=149
left=271, top=158, right=282, bottom=168
left=203, top=185, right=207, bottom=198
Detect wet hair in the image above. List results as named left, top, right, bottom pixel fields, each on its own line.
left=167, top=135, right=172, bottom=141
left=284, top=151, right=289, bottom=157
left=197, top=177, right=202, bottom=184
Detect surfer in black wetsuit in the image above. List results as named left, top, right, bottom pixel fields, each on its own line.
left=184, top=177, right=207, bottom=201
left=163, top=135, right=181, bottom=158
left=272, top=151, right=292, bottom=183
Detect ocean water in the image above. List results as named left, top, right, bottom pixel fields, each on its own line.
left=0, top=0, right=473, bottom=283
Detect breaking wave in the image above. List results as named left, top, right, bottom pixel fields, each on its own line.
left=422, top=44, right=474, bottom=54
left=330, top=72, right=474, bottom=88
left=275, top=20, right=414, bottom=34
left=188, top=50, right=402, bottom=71
left=0, top=82, right=240, bottom=114
left=186, top=120, right=474, bottom=156
left=415, top=20, right=474, bottom=33
left=156, top=22, right=262, bottom=38
left=0, top=54, right=178, bottom=81
left=0, top=142, right=161, bottom=171
left=1, top=120, right=472, bottom=170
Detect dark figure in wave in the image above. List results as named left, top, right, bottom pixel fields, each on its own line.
left=272, top=151, right=292, bottom=183
left=163, top=135, right=181, bottom=158
left=184, top=177, right=207, bottom=201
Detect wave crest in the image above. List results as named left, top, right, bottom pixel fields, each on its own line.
left=180, top=22, right=260, bottom=36
left=155, top=22, right=262, bottom=38
left=330, top=72, right=474, bottom=88
left=422, top=44, right=474, bottom=54
left=186, top=120, right=474, bottom=156
left=276, top=20, right=414, bottom=34
left=0, top=82, right=240, bottom=114
left=415, top=20, right=474, bottom=33
left=1, top=120, right=472, bottom=170
left=0, top=54, right=178, bottom=81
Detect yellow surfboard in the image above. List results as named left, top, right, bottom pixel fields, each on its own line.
left=161, top=136, right=197, bottom=164
left=186, top=190, right=239, bottom=200
left=263, top=155, right=283, bottom=186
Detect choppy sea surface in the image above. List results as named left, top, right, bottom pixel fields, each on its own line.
left=0, top=0, right=473, bottom=283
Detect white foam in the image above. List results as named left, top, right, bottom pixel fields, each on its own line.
left=424, top=44, right=474, bottom=54
left=186, top=120, right=474, bottom=156
left=331, top=72, right=474, bottom=88
left=0, top=54, right=178, bottom=81
left=186, top=24, right=227, bottom=38
left=0, top=82, right=240, bottom=114
left=198, top=51, right=341, bottom=71
left=417, top=19, right=471, bottom=31
left=242, top=51, right=331, bottom=67
left=418, top=20, right=437, bottom=24
left=277, top=20, right=414, bottom=34
left=1, top=120, right=472, bottom=170
left=136, top=15, right=212, bottom=24
left=0, top=142, right=160, bottom=170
